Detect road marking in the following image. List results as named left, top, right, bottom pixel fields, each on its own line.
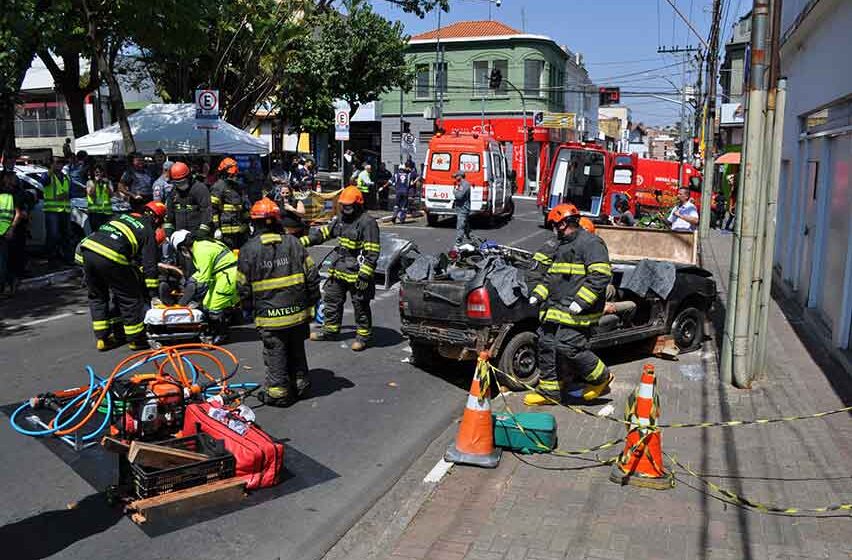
left=512, top=228, right=549, bottom=247
left=423, top=458, right=453, bottom=484
left=20, top=312, right=74, bottom=327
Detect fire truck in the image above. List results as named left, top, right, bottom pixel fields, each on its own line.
left=536, top=142, right=701, bottom=225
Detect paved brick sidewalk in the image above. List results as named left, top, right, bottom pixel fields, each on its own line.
left=383, top=231, right=852, bottom=560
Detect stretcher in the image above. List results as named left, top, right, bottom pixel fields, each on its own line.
left=144, top=305, right=211, bottom=349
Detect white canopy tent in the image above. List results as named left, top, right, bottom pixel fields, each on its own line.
left=75, top=103, right=269, bottom=156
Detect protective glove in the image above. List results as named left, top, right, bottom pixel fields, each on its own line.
left=568, top=301, right=583, bottom=315
left=214, top=228, right=223, bottom=240
left=150, top=297, right=163, bottom=308
left=354, top=275, right=370, bottom=292
left=528, top=296, right=539, bottom=306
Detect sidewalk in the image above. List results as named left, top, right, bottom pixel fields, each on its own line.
left=383, top=230, right=852, bottom=560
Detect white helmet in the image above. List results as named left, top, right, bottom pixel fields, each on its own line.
left=169, top=229, right=192, bottom=250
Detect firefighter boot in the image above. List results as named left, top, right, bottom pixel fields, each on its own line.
left=295, top=374, right=311, bottom=398
left=351, top=337, right=369, bottom=352
left=96, top=337, right=118, bottom=352
left=257, top=385, right=295, bottom=408
left=571, top=371, right=614, bottom=402
left=523, top=380, right=562, bottom=406
left=310, top=330, right=336, bottom=342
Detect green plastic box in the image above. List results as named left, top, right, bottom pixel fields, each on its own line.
left=492, top=412, right=557, bottom=454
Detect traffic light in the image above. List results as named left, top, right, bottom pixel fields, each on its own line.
left=489, top=68, right=503, bottom=90
left=599, top=87, right=620, bottom=106
left=527, top=127, right=534, bottom=142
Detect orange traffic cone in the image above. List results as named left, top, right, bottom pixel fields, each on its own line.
left=610, top=364, right=673, bottom=489
left=444, top=352, right=502, bottom=468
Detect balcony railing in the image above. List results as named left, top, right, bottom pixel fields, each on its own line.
left=14, top=118, right=72, bottom=138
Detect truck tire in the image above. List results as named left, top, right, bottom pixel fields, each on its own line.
left=409, top=341, right=437, bottom=368
left=671, top=306, right=705, bottom=353
left=496, top=331, right=540, bottom=391
left=426, top=213, right=439, bottom=227
left=503, top=197, right=515, bottom=219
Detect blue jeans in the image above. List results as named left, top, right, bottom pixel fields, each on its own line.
left=393, top=192, right=409, bottom=222
left=455, top=209, right=471, bottom=246
left=45, top=211, right=71, bottom=262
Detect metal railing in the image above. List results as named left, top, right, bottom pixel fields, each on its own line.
left=14, top=118, right=72, bottom=138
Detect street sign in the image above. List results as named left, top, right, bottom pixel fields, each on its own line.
left=334, top=109, right=350, bottom=141
left=533, top=112, right=544, bottom=126
left=401, top=132, right=416, bottom=157
left=195, top=89, right=219, bottom=120
left=540, top=112, right=576, bottom=129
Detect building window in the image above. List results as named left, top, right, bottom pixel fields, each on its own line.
left=434, top=62, right=447, bottom=96
left=524, top=59, right=544, bottom=97
left=473, top=60, right=489, bottom=95
left=416, top=63, right=430, bottom=99
left=492, top=59, right=508, bottom=95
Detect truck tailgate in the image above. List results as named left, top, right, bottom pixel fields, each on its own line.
left=401, top=280, right=469, bottom=322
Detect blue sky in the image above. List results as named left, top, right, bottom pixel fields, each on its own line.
left=372, top=0, right=749, bottom=126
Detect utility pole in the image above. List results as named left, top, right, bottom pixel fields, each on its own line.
left=698, top=0, right=724, bottom=243
left=399, top=88, right=404, bottom=166
left=435, top=8, right=443, bottom=122
left=658, top=46, right=699, bottom=188
left=721, top=0, right=772, bottom=387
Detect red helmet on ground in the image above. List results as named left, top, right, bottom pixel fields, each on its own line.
left=250, top=197, right=281, bottom=220
left=169, top=161, right=190, bottom=181
left=217, top=157, right=238, bottom=176
left=338, top=186, right=364, bottom=206
left=547, top=203, right=580, bottom=226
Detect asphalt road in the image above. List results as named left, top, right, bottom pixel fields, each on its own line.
left=0, top=198, right=550, bottom=560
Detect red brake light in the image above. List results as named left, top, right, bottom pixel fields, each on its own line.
left=466, top=287, right=492, bottom=319
left=481, top=181, right=489, bottom=202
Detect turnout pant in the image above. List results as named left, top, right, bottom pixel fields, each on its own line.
left=537, top=322, right=609, bottom=401
left=83, top=250, right=147, bottom=344
left=261, top=323, right=309, bottom=391
left=321, top=277, right=374, bottom=339
left=454, top=209, right=471, bottom=246
left=393, top=192, right=409, bottom=222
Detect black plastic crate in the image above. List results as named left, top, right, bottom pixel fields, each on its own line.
left=130, top=433, right=236, bottom=499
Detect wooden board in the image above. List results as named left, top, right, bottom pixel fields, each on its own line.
left=595, top=225, right=698, bottom=265
left=127, top=478, right=247, bottom=524
left=128, top=441, right=208, bottom=469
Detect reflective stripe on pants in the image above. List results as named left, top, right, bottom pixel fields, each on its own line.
left=321, top=277, right=373, bottom=338
left=537, top=323, right=608, bottom=402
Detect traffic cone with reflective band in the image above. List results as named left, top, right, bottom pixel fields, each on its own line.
left=445, top=352, right=502, bottom=468
left=610, top=364, right=673, bottom=490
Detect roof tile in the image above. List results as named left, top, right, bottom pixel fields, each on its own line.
left=411, top=20, right=521, bottom=41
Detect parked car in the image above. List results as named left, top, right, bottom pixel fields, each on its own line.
left=399, top=226, right=716, bottom=389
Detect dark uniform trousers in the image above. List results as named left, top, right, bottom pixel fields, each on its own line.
left=322, top=277, right=374, bottom=339
left=83, top=251, right=147, bottom=344
left=261, top=323, right=309, bottom=390
left=536, top=323, right=608, bottom=399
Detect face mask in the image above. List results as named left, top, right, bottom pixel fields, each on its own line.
left=175, top=179, right=190, bottom=191
left=341, top=204, right=355, bottom=218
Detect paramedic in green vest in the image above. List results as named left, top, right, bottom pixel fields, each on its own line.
left=0, top=171, right=25, bottom=294
left=86, top=163, right=114, bottom=231
left=169, top=229, right=239, bottom=344
left=42, top=157, right=73, bottom=264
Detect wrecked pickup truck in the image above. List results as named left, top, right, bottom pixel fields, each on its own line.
left=398, top=226, right=716, bottom=389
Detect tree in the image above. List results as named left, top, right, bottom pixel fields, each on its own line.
left=315, top=0, right=449, bottom=17
left=0, top=0, right=51, bottom=163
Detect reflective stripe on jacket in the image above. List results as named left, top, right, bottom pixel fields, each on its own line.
left=87, top=180, right=112, bottom=214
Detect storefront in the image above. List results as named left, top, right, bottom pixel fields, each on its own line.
left=438, top=117, right=572, bottom=195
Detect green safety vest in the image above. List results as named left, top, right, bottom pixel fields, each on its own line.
left=87, top=180, right=112, bottom=214
left=44, top=173, right=71, bottom=213
left=0, top=193, right=13, bottom=236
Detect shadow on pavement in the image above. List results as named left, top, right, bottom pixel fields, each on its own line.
left=0, top=492, right=123, bottom=560
left=0, top=281, right=85, bottom=337
left=304, top=368, right=355, bottom=399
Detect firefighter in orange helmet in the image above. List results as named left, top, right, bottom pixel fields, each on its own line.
left=238, top=197, right=320, bottom=406
left=210, top=157, right=248, bottom=249
left=309, top=186, right=380, bottom=351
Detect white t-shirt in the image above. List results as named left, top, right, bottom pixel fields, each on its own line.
left=668, top=200, right=699, bottom=232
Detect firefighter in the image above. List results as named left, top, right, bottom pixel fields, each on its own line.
left=163, top=161, right=213, bottom=240
left=78, top=209, right=161, bottom=351
left=527, top=203, right=614, bottom=405
left=238, top=198, right=320, bottom=406
left=309, top=186, right=380, bottom=351
left=210, top=157, right=248, bottom=248
left=169, top=229, right=239, bottom=344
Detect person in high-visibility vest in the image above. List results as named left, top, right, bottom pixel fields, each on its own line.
left=170, top=230, right=240, bottom=344
left=86, top=163, right=114, bottom=231
left=356, top=163, right=374, bottom=208
left=41, top=157, right=73, bottom=263
left=0, top=170, right=25, bottom=294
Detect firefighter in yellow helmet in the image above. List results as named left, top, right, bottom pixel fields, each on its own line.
left=309, top=186, right=380, bottom=351
left=527, top=203, right=614, bottom=405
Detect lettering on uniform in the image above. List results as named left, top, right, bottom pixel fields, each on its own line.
left=260, top=256, right=290, bottom=270
left=264, top=305, right=304, bottom=317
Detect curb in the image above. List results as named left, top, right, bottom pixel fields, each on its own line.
left=17, top=267, right=82, bottom=291
left=378, top=211, right=424, bottom=223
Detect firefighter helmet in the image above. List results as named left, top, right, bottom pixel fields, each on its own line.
left=169, top=161, right=190, bottom=181
left=338, top=186, right=364, bottom=206
left=170, top=229, right=193, bottom=250
left=217, top=157, right=238, bottom=176
left=250, top=197, right=281, bottom=221
left=579, top=217, right=596, bottom=235
left=144, top=201, right=167, bottom=221
left=547, top=203, right=580, bottom=226
left=155, top=227, right=167, bottom=246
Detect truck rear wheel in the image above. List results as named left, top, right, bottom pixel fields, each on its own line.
left=496, top=331, right=540, bottom=391
left=409, top=341, right=437, bottom=368
left=671, top=306, right=705, bottom=353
